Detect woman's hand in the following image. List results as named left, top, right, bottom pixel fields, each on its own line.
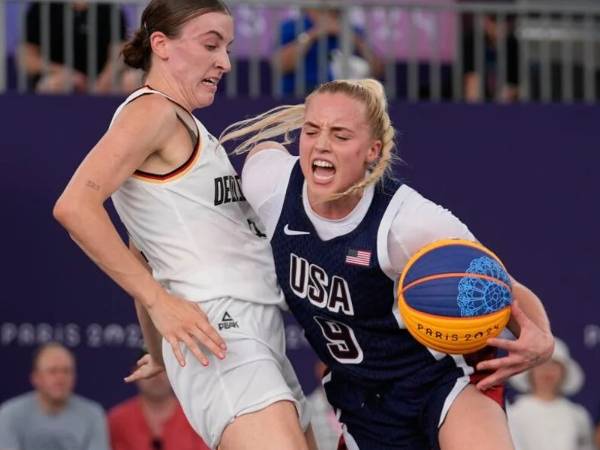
left=474, top=300, right=554, bottom=391
left=124, top=353, right=165, bottom=383
left=147, top=292, right=227, bottom=367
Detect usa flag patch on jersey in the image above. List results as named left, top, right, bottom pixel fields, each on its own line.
left=345, top=249, right=371, bottom=267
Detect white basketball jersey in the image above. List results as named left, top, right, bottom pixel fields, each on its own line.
left=111, top=87, right=283, bottom=305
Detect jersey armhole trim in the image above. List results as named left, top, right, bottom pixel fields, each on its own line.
left=125, top=86, right=202, bottom=183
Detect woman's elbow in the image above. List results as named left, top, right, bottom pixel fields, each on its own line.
left=53, top=194, right=79, bottom=230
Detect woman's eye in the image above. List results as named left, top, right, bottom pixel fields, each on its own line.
left=205, top=45, right=217, bottom=51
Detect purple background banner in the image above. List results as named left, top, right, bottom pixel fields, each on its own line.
left=1, top=93, right=599, bottom=420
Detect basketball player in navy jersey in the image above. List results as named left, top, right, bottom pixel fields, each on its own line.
left=220, top=79, right=555, bottom=449
left=53, top=1, right=315, bottom=449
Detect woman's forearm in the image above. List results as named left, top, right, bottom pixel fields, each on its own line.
left=134, top=298, right=164, bottom=366
left=53, top=198, right=162, bottom=308
left=508, top=280, right=551, bottom=337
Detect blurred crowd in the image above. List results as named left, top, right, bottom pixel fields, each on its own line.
left=0, top=343, right=209, bottom=450
left=12, top=0, right=600, bottom=102
left=0, top=338, right=598, bottom=450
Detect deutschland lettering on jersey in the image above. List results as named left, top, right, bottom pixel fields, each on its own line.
left=214, top=175, right=246, bottom=205
left=271, top=162, right=456, bottom=383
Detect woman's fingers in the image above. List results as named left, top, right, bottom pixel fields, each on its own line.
left=191, top=324, right=225, bottom=360
left=476, top=353, right=520, bottom=371
left=485, top=336, right=519, bottom=352
left=178, top=332, right=209, bottom=367
left=167, top=336, right=186, bottom=367
left=124, top=368, right=144, bottom=383
left=136, top=353, right=151, bottom=366
left=476, top=369, right=509, bottom=391
left=192, top=305, right=227, bottom=352
left=124, top=361, right=165, bottom=383
left=152, top=296, right=228, bottom=367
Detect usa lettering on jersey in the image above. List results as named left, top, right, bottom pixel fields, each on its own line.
left=289, top=253, right=355, bottom=316
left=214, top=175, right=246, bottom=205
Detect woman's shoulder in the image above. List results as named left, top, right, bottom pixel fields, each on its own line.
left=114, top=93, right=179, bottom=131
left=242, top=145, right=297, bottom=210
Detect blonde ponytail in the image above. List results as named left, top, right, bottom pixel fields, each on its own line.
left=220, top=104, right=305, bottom=154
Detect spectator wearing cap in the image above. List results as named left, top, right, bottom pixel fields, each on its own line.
left=507, top=337, right=597, bottom=450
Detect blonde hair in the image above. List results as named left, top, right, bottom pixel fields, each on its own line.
left=220, top=78, right=397, bottom=199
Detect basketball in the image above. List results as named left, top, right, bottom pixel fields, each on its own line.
left=397, top=239, right=513, bottom=354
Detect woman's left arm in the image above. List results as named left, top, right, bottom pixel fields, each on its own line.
left=475, top=278, right=554, bottom=390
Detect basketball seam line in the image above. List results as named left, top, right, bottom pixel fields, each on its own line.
left=401, top=272, right=511, bottom=293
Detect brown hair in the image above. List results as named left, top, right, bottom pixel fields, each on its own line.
left=122, top=0, right=231, bottom=72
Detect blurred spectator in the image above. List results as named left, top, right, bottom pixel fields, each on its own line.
left=507, top=337, right=596, bottom=450
left=462, top=14, right=520, bottom=102
left=22, top=1, right=139, bottom=94
left=595, top=406, right=600, bottom=450
left=108, top=366, right=209, bottom=450
left=275, top=3, right=383, bottom=96
left=0, top=342, right=110, bottom=450
left=306, top=360, right=341, bottom=450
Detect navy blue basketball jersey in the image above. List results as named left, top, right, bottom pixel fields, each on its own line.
left=271, top=162, right=459, bottom=383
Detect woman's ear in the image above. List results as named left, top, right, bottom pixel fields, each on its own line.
left=150, top=31, right=169, bottom=60
left=367, top=140, right=382, bottom=165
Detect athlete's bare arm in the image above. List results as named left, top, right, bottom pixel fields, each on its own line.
left=54, top=95, right=226, bottom=367
left=475, top=278, right=553, bottom=390
left=129, top=241, right=164, bottom=365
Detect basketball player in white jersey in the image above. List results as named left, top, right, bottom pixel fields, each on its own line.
left=53, top=1, right=314, bottom=449
left=219, top=78, right=555, bottom=450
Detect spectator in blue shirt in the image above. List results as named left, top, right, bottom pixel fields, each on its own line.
left=275, top=5, right=383, bottom=96
left=0, top=342, right=110, bottom=450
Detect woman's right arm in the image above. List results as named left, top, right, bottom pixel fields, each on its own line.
left=53, top=96, right=225, bottom=367
left=129, top=241, right=164, bottom=367
left=124, top=241, right=168, bottom=382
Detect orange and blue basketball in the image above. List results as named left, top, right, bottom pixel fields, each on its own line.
left=397, top=239, right=512, bottom=354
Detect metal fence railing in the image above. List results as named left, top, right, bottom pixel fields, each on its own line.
left=1, top=0, right=599, bottom=103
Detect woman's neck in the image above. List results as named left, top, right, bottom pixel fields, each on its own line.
left=308, top=190, right=363, bottom=220
left=144, top=74, right=193, bottom=113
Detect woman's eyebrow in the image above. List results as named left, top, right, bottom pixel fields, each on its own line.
left=200, top=30, right=234, bottom=45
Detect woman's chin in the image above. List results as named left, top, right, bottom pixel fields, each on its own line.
left=307, top=177, right=336, bottom=197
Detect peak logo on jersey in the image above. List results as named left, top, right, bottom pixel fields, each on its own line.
left=214, top=175, right=246, bottom=206
left=218, top=311, right=239, bottom=330
left=345, top=249, right=371, bottom=267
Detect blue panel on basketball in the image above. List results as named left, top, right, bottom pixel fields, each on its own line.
left=402, top=244, right=502, bottom=285
left=404, top=276, right=511, bottom=317
left=403, top=278, right=462, bottom=316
